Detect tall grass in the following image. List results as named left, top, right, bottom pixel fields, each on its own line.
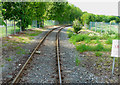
left=76, top=43, right=111, bottom=53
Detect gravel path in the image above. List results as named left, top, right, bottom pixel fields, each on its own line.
left=20, top=28, right=60, bottom=83
left=60, top=27, right=105, bottom=83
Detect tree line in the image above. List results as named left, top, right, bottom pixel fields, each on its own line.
left=1, top=2, right=120, bottom=31
left=1, top=2, right=83, bottom=31
left=81, top=12, right=120, bottom=25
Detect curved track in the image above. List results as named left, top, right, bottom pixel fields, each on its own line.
left=10, top=26, right=68, bottom=84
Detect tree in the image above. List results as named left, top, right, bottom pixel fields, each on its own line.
left=2, top=2, right=33, bottom=31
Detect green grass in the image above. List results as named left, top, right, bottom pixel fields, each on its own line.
left=76, top=43, right=111, bottom=53
left=95, top=52, right=103, bottom=56
left=26, top=30, right=41, bottom=36
left=105, top=38, right=112, bottom=44
left=0, top=25, right=33, bottom=37
left=75, top=57, right=80, bottom=66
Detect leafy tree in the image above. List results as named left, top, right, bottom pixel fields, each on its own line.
left=2, top=2, right=33, bottom=31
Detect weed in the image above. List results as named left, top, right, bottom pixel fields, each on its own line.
left=5, top=57, right=12, bottom=62
left=95, top=52, right=103, bottom=56
left=1, top=64, right=4, bottom=67
left=75, top=57, right=80, bottom=66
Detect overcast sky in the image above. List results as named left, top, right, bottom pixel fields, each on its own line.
left=68, top=0, right=119, bottom=16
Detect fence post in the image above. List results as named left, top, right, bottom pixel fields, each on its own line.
left=110, top=22, right=111, bottom=31
left=95, top=22, right=97, bottom=32
left=89, top=22, right=91, bottom=30
left=101, top=22, right=103, bottom=33
left=6, top=20, right=7, bottom=36
left=14, top=20, right=16, bottom=35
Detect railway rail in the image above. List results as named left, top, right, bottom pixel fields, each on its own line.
left=9, top=25, right=72, bottom=84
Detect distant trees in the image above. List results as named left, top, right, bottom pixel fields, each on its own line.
left=81, top=12, right=120, bottom=25
left=2, top=2, right=119, bottom=31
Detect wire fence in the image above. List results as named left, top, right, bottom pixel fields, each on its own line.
left=0, top=20, right=60, bottom=37
left=89, top=22, right=119, bottom=33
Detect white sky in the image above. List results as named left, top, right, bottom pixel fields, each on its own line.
left=68, top=0, right=119, bottom=16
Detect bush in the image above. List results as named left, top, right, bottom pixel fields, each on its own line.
left=107, top=30, right=115, bottom=35
left=73, top=19, right=82, bottom=33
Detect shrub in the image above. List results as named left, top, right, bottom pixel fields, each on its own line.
left=73, top=19, right=82, bottom=33
left=110, top=20, right=116, bottom=25
left=107, top=30, right=115, bottom=35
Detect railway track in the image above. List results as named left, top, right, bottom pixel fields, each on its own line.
left=8, top=25, right=71, bottom=84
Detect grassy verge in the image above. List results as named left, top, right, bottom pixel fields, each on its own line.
left=67, top=27, right=119, bottom=77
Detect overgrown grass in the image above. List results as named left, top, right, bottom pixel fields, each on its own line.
left=76, top=43, right=111, bottom=53
left=105, top=38, right=112, bottom=44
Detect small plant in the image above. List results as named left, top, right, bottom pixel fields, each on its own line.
left=1, top=64, right=4, bottom=67
left=95, top=52, right=103, bottom=57
left=73, top=19, right=82, bottom=33
left=67, top=31, right=74, bottom=38
left=105, top=38, right=112, bottom=44
left=75, top=57, right=80, bottom=66
left=5, top=57, right=12, bottom=62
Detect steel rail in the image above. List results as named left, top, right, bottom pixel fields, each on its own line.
left=12, top=27, right=60, bottom=84
left=56, top=27, right=64, bottom=84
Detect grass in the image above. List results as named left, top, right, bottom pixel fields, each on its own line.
left=15, top=46, right=28, bottom=55
left=76, top=43, right=110, bottom=53
left=95, top=52, right=103, bottom=57
left=75, top=57, right=80, bottom=66
left=68, top=28, right=115, bottom=53
left=105, top=38, right=112, bottom=44
left=26, top=30, right=42, bottom=36
left=1, top=25, right=34, bottom=37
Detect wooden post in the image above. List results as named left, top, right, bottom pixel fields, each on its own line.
left=6, top=20, right=7, bottom=36
left=20, top=20, right=22, bottom=32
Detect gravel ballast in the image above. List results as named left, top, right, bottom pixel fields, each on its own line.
left=20, top=28, right=61, bottom=83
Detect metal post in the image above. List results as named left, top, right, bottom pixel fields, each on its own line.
left=6, top=20, right=7, bottom=36
left=101, top=22, right=103, bottom=33
left=112, top=57, right=115, bottom=75
left=95, top=22, right=96, bottom=32
left=14, top=20, right=16, bottom=34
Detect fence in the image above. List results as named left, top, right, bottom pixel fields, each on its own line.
left=0, top=20, right=60, bottom=37
left=89, top=22, right=118, bottom=33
